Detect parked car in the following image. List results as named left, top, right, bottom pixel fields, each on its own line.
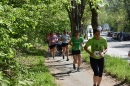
left=117, top=32, right=130, bottom=41
left=107, top=31, right=113, bottom=37
left=112, top=32, right=119, bottom=39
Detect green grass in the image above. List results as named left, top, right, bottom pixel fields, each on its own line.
left=15, top=45, right=58, bottom=86
left=82, top=51, right=130, bottom=83
left=104, top=55, right=130, bottom=81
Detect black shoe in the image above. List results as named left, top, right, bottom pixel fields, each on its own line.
left=66, top=58, right=69, bottom=61
left=73, top=64, right=76, bottom=70
left=53, top=55, right=55, bottom=59
left=63, top=55, right=64, bottom=59
left=77, top=68, right=80, bottom=72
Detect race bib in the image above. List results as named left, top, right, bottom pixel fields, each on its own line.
left=94, top=51, right=100, bottom=57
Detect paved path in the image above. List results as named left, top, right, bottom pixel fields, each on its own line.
left=44, top=51, right=129, bottom=86
left=44, top=32, right=130, bottom=86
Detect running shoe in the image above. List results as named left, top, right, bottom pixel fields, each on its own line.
left=77, top=68, right=80, bottom=72
left=53, top=55, right=55, bottom=59
left=63, top=55, right=65, bottom=59
left=73, top=64, right=76, bottom=70
left=66, top=58, right=69, bottom=61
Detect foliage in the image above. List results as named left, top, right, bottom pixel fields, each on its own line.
left=99, top=0, right=130, bottom=32
left=15, top=47, right=57, bottom=86
left=0, top=0, right=69, bottom=85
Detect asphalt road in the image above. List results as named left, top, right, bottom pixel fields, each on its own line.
left=84, top=31, right=130, bottom=61
left=101, top=32, right=130, bottom=53
left=100, top=32, right=130, bottom=59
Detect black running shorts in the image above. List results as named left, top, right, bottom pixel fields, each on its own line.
left=49, top=44, right=56, bottom=49
left=62, top=43, right=69, bottom=47
left=72, top=50, right=81, bottom=55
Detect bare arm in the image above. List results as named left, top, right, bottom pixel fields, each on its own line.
left=69, top=40, right=73, bottom=46
left=99, top=47, right=108, bottom=58
left=103, top=47, right=108, bottom=54
left=84, top=46, right=94, bottom=57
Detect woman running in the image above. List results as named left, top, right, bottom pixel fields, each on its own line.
left=84, top=29, right=108, bottom=86
left=69, top=30, right=84, bottom=71
left=48, top=31, right=58, bottom=59
left=56, top=32, right=62, bottom=56
left=61, top=30, right=70, bottom=61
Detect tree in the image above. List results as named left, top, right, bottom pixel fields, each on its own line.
left=64, top=0, right=104, bottom=35
left=89, top=1, right=99, bottom=30
left=65, top=0, right=85, bottom=36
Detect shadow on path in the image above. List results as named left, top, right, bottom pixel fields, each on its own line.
left=52, top=71, right=72, bottom=80
left=113, top=79, right=127, bottom=86
left=46, top=63, right=73, bottom=67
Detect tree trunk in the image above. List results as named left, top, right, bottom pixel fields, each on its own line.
left=65, top=0, right=85, bottom=36
left=89, top=2, right=99, bottom=30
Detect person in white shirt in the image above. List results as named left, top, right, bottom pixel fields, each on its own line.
left=61, top=30, right=70, bottom=61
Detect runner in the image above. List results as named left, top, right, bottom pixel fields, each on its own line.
left=61, top=30, right=70, bottom=61
left=48, top=31, right=58, bottom=59
left=84, top=29, right=108, bottom=86
left=56, top=32, right=62, bottom=56
left=69, top=30, right=84, bottom=71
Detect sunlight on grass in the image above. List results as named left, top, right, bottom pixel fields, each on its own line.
left=82, top=52, right=130, bottom=83
left=16, top=47, right=57, bottom=86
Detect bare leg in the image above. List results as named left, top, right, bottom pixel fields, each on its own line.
left=62, top=47, right=66, bottom=55
left=73, top=55, right=77, bottom=64
left=73, top=55, right=77, bottom=69
left=50, top=49, right=53, bottom=56
left=53, top=47, right=56, bottom=57
left=77, top=54, right=81, bottom=68
left=62, top=47, right=66, bottom=59
left=93, top=75, right=99, bottom=85
left=97, top=77, right=102, bottom=86
left=66, top=45, right=69, bottom=61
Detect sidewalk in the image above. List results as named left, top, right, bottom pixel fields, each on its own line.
left=44, top=51, right=127, bottom=86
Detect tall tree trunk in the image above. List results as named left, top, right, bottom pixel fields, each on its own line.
left=65, top=0, right=85, bottom=36
left=89, top=2, right=98, bottom=30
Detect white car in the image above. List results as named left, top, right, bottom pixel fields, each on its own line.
left=112, top=32, right=119, bottom=39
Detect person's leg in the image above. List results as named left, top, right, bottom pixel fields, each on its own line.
left=65, top=44, right=69, bottom=61
left=49, top=45, right=53, bottom=55
left=93, top=75, right=99, bottom=86
left=53, top=45, right=56, bottom=59
left=73, top=55, right=77, bottom=70
left=62, top=47, right=66, bottom=59
left=90, top=57, right=99, bottom=85
left=97, top=58, right=104, bottom=86
left=59, top=44, right=62, bottom=55
left=77, top=54, right=81, bottom=71
left=57, top=44, right=60, bottom=55
left=62, top=43, right=66, bottom=59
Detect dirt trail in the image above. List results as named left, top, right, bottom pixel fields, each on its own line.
left=45, top=51, right=129, bottom=86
